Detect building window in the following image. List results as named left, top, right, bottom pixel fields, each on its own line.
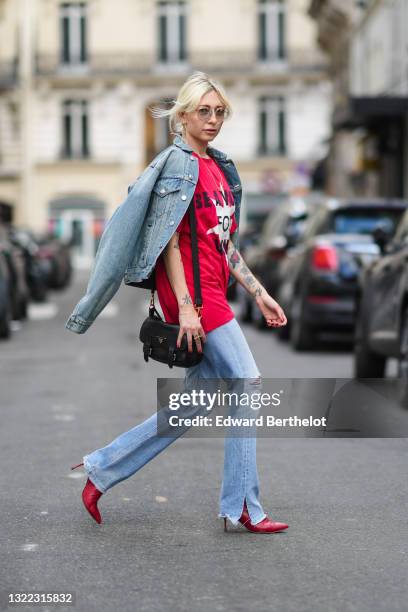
left=60, top=2, right=88, bottom=65
left=157, top=1, right=187, bottom=63
left=61, top=100, right=89, bottom=158
left=258, top=96, right=286, bottom=156
left=258, top=0, right=286, bottom=61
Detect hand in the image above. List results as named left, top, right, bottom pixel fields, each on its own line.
left=254, top=293, right=287, bottom=328
left=177, top=304, right=207, bottom=353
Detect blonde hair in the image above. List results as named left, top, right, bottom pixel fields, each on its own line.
left=149, top=71, right=233, bottom=136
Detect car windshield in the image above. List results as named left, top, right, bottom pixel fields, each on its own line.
left=332, top=209, right=404, bottom=235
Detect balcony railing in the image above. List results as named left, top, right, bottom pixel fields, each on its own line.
left=36, top=52, right=158, bottom=77
left=35, top=48, right=327, bottom=80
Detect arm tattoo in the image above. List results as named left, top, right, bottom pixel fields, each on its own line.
left=181, top=293, right=193, bottom=305
left=173, top=233, right=180, bottom=250
left=229, top=248, right=240, bottom=269
left=227, top=241, right=263, bottom=299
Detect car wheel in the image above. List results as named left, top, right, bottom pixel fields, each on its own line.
left=18, top=296, right=28, bottom=320
left=289, top=294, right=314, bottom=351
left=30, top=276, right=48, bottom=302
left=397, top=306, right=408, bottom=409
left=353, top=302, right=386, bottom=378
left=0, top=300, right=11, bottom=340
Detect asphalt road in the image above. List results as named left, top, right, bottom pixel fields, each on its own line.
left=0, top=270, right=407, bottom=612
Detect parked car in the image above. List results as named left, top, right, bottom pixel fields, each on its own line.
left=0, top=250, right=11, bottom=339
left=276, top=198, right=408, bottom=350
left=353, top=208, right=408, bottom=406
left=0, top=223, right=30, bottom=321
left=237, top=197, right=310, bottom=328
left=9, top=228, right=49, bottom=302
left=36, top=233, right=73, bottom=290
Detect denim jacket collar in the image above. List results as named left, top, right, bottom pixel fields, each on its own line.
left=173, top=134, right=228, bottom=161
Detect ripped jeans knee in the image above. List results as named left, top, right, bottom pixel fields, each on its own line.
left=244, top=374, right=263, bottom=394
left=223, top=374, right=263, bottom=423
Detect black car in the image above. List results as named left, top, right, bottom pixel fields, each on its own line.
left=354, top=209, right=408, bottom=396
left=0, top=251, right=11, bottom=339
left=9, top=228, right=49, bottom=302
left=276, top=198, right=408, bottom=350
left=0, top=223, right=30, bottom=321
left=36, top=233, right=73, bottom=290
left=237, top=197, right=309, bottom=328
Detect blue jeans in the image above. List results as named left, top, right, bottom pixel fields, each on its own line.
left=83, top=317, right=267, bottom=526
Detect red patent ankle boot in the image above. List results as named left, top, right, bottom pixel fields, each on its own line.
left=224, top=499, right=288, bottom=533
left=71, top=462, right=104, bottom=524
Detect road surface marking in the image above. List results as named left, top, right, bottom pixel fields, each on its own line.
left=68, top=472, right=85, bottom=479
left=53, top=414, right=76, bottom=422
left=21, top=543, right=38, bottom=551
left=155, top=495, right=167, bottom=503
left=28, top=302, right=58, bottom=319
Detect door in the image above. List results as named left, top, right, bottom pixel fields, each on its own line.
left=59, top=209, right=95, bottom=269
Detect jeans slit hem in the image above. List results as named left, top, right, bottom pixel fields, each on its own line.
left=218, top=513, right=242, bottom=527
left=83, top=460, right=108, bottom=493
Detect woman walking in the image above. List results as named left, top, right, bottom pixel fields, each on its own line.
left=67, top=72, right=288, bottom=533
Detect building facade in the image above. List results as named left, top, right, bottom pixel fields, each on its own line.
left=0, top=0, right=330, bottom=268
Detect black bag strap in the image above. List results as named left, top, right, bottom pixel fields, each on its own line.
left=188, top=198, right=202, bottom=309
left=149, top=200, right=202, bottom=319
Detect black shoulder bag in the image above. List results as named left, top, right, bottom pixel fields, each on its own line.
left=139, top=201, right=204, bottom=368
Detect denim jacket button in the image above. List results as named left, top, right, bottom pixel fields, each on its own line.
left=160, top=188, right=166, bottom=194
left=181, top=194, right=187, bottom=200
left=188, top=174, right=193, bottom=179
left=190, top=156, right=195, bottom=161
left=169, top=221, right=174, bottom=225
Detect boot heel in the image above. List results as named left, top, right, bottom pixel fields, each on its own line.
left=224, top=518, right=227, bottom=532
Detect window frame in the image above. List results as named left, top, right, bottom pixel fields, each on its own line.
left=61, top=99, right=90, bottom=159
left=59, top=2, right=88, bottom=66
left=157, top=0, right=188, bottom=65
left=258, top=95, right=286, bottom=157
left=257, top=0, right=286, bottom=63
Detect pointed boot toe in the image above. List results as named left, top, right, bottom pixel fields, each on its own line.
left=82, top=478, right=104, bottom=524
left=237, top=499, right=288, bottom=533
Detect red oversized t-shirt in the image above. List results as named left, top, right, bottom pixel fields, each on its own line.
left=155, top=151, right=238, bottom=333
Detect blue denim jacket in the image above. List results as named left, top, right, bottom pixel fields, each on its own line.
left=65, top=134, right=243, bottom=334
